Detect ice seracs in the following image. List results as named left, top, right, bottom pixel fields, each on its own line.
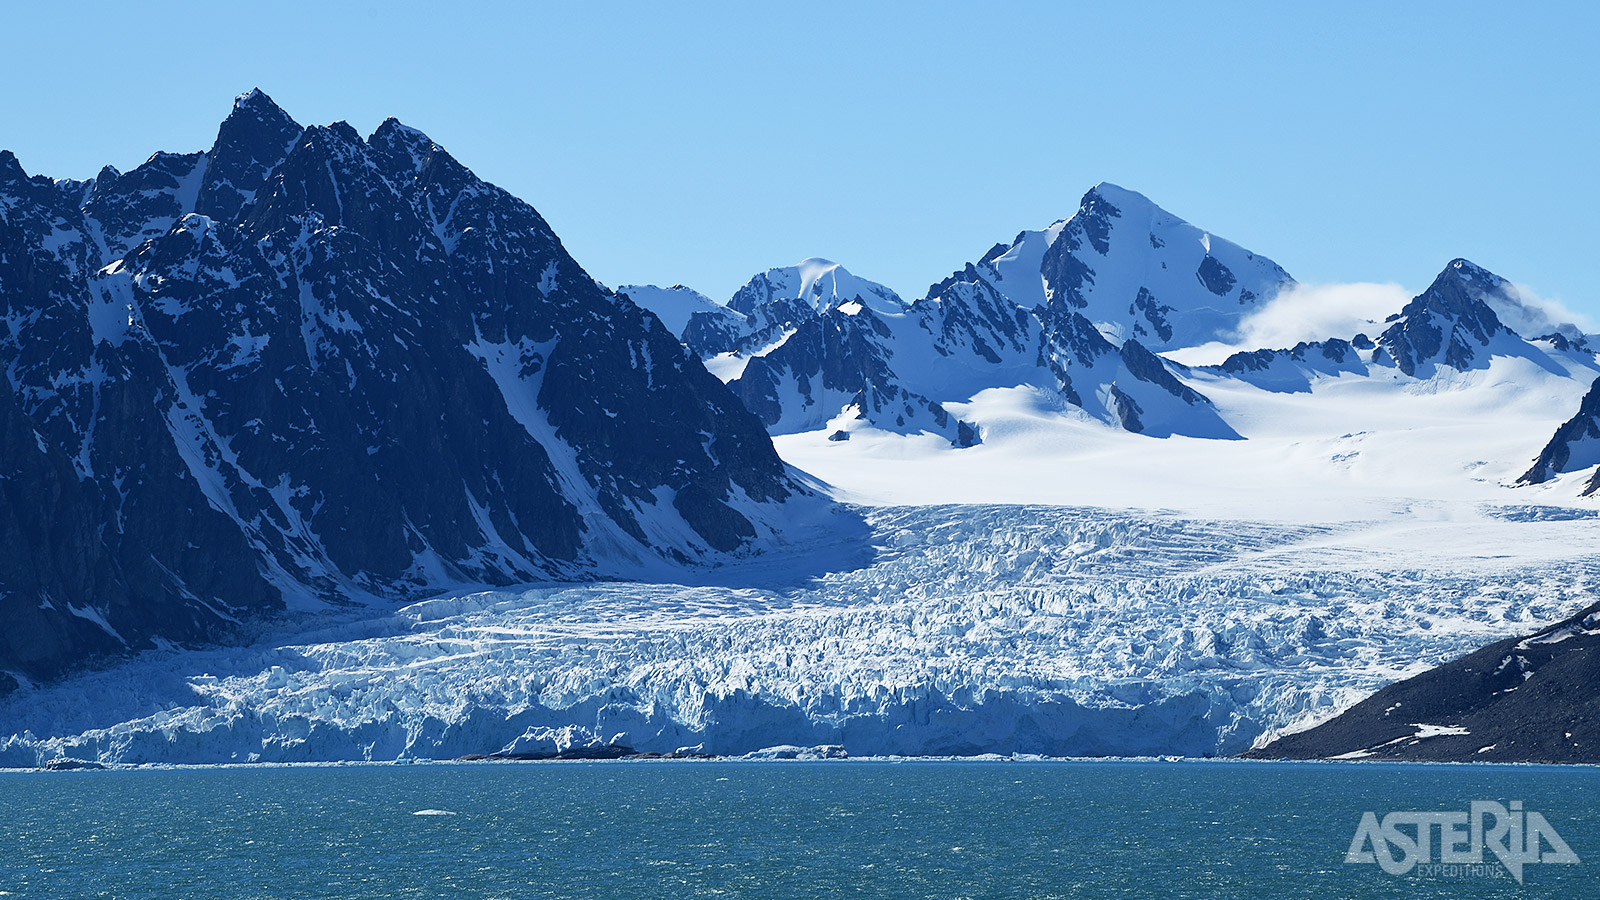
left=4, top=503, right=1598, bottom=764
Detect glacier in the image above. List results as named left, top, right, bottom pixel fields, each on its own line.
left=4, top=502, right=1598, bottom=766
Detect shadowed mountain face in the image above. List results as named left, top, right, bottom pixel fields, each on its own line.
left=0, top=90, right=804, bottom=684
left=1519, top=376, right=1600, bottom=494
left=1245, top=600, right=1600, bottom=763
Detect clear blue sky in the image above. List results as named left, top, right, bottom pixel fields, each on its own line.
left=4, top=2, right=1596, bottom=317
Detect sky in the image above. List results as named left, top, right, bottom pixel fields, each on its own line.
left=3, top=2, right=1596, bottom=318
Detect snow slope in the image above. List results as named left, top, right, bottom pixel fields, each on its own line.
left=613, top=283, right=737, bottom=339
left=777, top=353, right=1597, bottom=520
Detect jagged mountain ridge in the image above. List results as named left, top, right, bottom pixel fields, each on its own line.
left=634, top=187, right=1589, bottom=450
left=1374, top=258, right=1529, bottom=376
left=0, top=90, right=812, bottom=685
left=629, top=186, right=1262, bottom=442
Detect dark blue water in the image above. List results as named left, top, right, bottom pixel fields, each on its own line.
left=1, top=760, right=1595, bottom=899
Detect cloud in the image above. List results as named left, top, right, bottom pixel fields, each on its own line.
left=1490, top=283, right=1593, bottom=338
left=1233, top=281, right=1411, bottom=349
left=1165, top=282, right=1411, bottom=366
left=1165, top=277, right=1594, bottom=368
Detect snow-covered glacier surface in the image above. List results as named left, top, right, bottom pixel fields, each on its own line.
left=4, top=503, right=1599, bottom=766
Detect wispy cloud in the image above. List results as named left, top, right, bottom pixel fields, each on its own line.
left=1493, top=283, right=1593, bottom=338
left=1167, top=277, right=1594, bottom=367
left=1166, top=282, right=1411, bottom=365
left=1233, top=282, right=1411, bottom=349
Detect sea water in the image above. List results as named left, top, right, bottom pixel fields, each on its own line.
left=1, top=760, right=1594, bottom=899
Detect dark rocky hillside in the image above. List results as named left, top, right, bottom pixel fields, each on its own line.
left=0, top=90, right=810, bottom=686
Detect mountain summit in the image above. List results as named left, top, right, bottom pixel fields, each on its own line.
left=942, top=182, right=1294, bottom=351
left=1373, top=258, right=1524, bottom=376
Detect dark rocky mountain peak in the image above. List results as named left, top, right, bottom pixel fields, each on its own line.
left=1373, top=258, right=1514, bottom=376
left=195, top=88, right=303, bottom=223
left=82, top=151, right=208, bottom=262
left=0, top=91, right=817, bottom=687
left=369, top=117, right=440, bottom=174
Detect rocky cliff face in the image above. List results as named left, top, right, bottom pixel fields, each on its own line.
left=1518, top=376, right=1600, bottom=493
left=0, top=90, right=808, bottom=685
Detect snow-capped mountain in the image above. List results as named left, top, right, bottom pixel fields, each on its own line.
left=729, top=258, right=908, bottom=318
left=624, top=186, right=1269, bottom=444
left=712, top=264, right=980, bottom=442
left=658, top=259, right=984, bottom=442
left=0, top=90, right=818, bottom=685
left=1374, top=258, right=1534, bottom=376
left=942, top=182, right=1292, bottom=351
left=744, top=246, right=1600, bottom=563
left=629, top=187, right=1600, bottom=470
